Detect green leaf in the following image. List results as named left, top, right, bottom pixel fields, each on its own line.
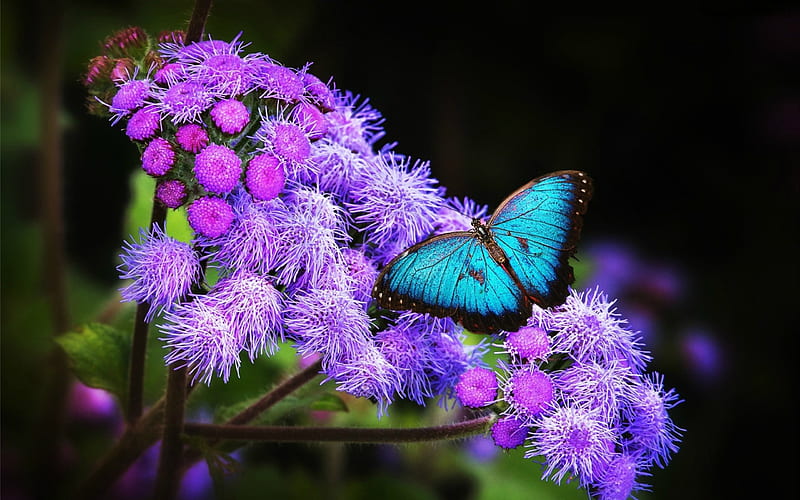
left=214, top=384, right=346, bottom=425
left=55, top=323, right=130, bottom=403
left=308, top=392, right=349, bottom=412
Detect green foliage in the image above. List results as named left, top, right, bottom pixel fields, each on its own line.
left=55, top=323, right=130, bottom=406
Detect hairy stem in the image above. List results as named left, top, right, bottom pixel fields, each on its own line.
left=184, top=414, right=495, bottom=444
left=153, top=367, right=188, bottom=499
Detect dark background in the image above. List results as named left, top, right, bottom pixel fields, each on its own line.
left=3, top=3, right=798, bottom=499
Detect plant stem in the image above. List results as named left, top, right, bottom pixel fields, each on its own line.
left=183, top=414, right=495, bottom=444
left=153, top=366, right=188, bottom=500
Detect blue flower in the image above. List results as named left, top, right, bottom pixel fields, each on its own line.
left=118, top=224, right=201, bottom=321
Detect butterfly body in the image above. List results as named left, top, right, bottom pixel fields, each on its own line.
left=372, top=170, right=592, bottom=334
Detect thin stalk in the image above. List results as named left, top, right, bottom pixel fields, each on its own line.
left=183, top=415, right=495, bottom=444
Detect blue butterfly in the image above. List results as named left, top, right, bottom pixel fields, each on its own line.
left=372, top=170, right=592, bottom=334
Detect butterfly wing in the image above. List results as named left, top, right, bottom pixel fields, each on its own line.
left=489, top=170, right=592, bottom=308
left=372, top=233, right=530, bottom=333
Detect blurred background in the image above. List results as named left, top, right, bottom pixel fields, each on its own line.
left=2, top=2, right=798, bottom=499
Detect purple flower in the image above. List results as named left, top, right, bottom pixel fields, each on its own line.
left=348, top=154, right=442, bottom=263
left=118, top=224, right=201, bottom=320
left=326, top=91, right=386, bottom=155
left=160, top=296, right=243, bottom=384
left=491, top=416, right=529, bottom=449
left=548, top=288, right=651, bottom=373
left=154, top=81, right=216, bottom=124
left=434, top=197, right=489, bottom=234
left=374, top=317, right=440, bottom=405
left=255, top=62, right=305, bottom=102
left=141, top=137, right=175, bottom=176
left=499, top=325, right=551, bottom=361
left=210, top=98, right=250, bottom=134
left=621, top=372, right=683, bottom=468
left=555, top=361, right=637, bottom=422
left=172, top=34, right=263, bottom=95
left=292, top=102, right=328, bottom=139
left=284, top=287, right=373, bottom=367
left=301, top=71, right=335, bottom=111
left=176, top=123, right=209, bottom=153
left=306, top=138, right=372, bottom=199
left=340, top=247, right=378, bottom=303
left=253, top=113, right=315, bottom=180
left=208, top=270, right=284, bottom=359
left=323, top=343, right=400, bottom=417
left=202, top=191, right=286, bottom=274
left=454, top=367, right=498, bottom=408
left=193, top=144, right=242, bottom=195
left=156, top=179, right=188, bottom=208
left=125, top=106, right=161, bottom=140
left=591, top=452, right=650, bottom=500
left=527, top=404, right=616, bottom=487
left=110, top=78, right=152, bottom=117
left=187, top=196, right=235, bottom=238
left=500, top=363, right=555, bottom=422
left=272, top=188, right=350, bottom=288
left=245, top=153, right=285, bottom=201
left=154, top=62, right=184, bottom=85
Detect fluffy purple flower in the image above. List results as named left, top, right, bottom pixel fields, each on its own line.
left=621, top=373, right=683, bottom=468
left=306, top=139, right=372, bottom=199
left=326, top=91, right=386, bottom=155
left=500, top=325, right=551, bottom=361
left=324, top=343, right=400, bottom=417
left=156, top=179, right=187, bottom=208
left=171, top=35, right=262, bottom=95
left=556, top=361, right=637, bottom=422
left=455, top=367, right=498, bottom=408
left=491, top=416, right=529, bottom=449
left=210, top=98, right=249, bottom=134
left=110, top=78, right=152, bottom=117
left=209, top=270, right=285, bottom=359
left=374, top=319, right=438, bottom=405
left=187, top=196, right=235, bottom=238
left=153, top=62, right=184, bottom=85
left=284, top=287, right=373, bottom=367
left=253, top=114, right=315, bottom=180
left=154, top=81, right=216, bottom=124
left=118, top=224, right=201, bottom=320
left=348, top=155, right=442, bottom=263
left=301, top=71, right=335, bottom=111
left=141, top=137, right=175, bottom=176
left=193, top=144, right=242, bottom=194
left=255, top=62, right=305, bottom=102
left=590, top=453, right=650, bottom=500
left=160, top=296, right=243, bottom=384
left=434, top=197, right=489, bottom=234
left=203, top=191, right=286, bottom=274
left=272, top=188, right=350, bottom=288
left=527, top=405, right=616, bottom=487
left=245, top=153, right=285, bottom=201
left=500, top=363, right=555, bottom=422
left=292, top=102, right=328, bottom=139
left=340, top=247, right=378, bottom=303
left=548, top=288, right=651, bottom=373
left=176, top=123, right=209, bottom=152
left=125, top=106, right=161, bottom=140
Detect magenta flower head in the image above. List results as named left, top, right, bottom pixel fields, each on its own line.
left=176, top=123, right=209, bottom=153
left=500, top=362, right=555, bottom=422
left=255, top=62, right=305, bottom=102
left=491, top=416, right=529, bottom=449
left=253, top=113, right=315, bottom=180
left=118, top=223, right=201, bottom=321
left=455, top=367, right=498, bottom=408
left=187, top=196, right=235, bottom=238
left=156, top=179, right=187, bottom=208
left=110, top=78, right=152, bottom=118
left=169, top=33, right=261, bottom=96
left=501, top=325, right=552, bottom=361
left=141, top=137, right=175, bottom=176
left=301, top=71, right=335, bottom=111
left=210, top=98, right=250, bottom=134
left=193, top=143, right=242, bottom=195
left=125, top=106, right=161, bottom=140
left=153, top=80, right=216, bottom=124
left=245, top=152, right=285, bottom=201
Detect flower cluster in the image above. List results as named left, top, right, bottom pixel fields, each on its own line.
left=455, top=288, right=682, bottom=499
left=91, top=28, right=482, bottom=411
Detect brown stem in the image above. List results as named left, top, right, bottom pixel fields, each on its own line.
left=185, top=0, right=214, bottom=43
left=153, top=366, right=189, bottom=499
left=183, top=415, right=495, bottom=444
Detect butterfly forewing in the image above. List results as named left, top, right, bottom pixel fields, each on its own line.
left=489, top=171, right=593, bottom=307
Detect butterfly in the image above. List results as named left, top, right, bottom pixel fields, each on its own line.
left=372, top=170, right=592, bottom=334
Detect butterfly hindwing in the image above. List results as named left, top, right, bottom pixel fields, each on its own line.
left=489, top=170, right=592, bottom=307
left=373, top=233, right=530, bottom=333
